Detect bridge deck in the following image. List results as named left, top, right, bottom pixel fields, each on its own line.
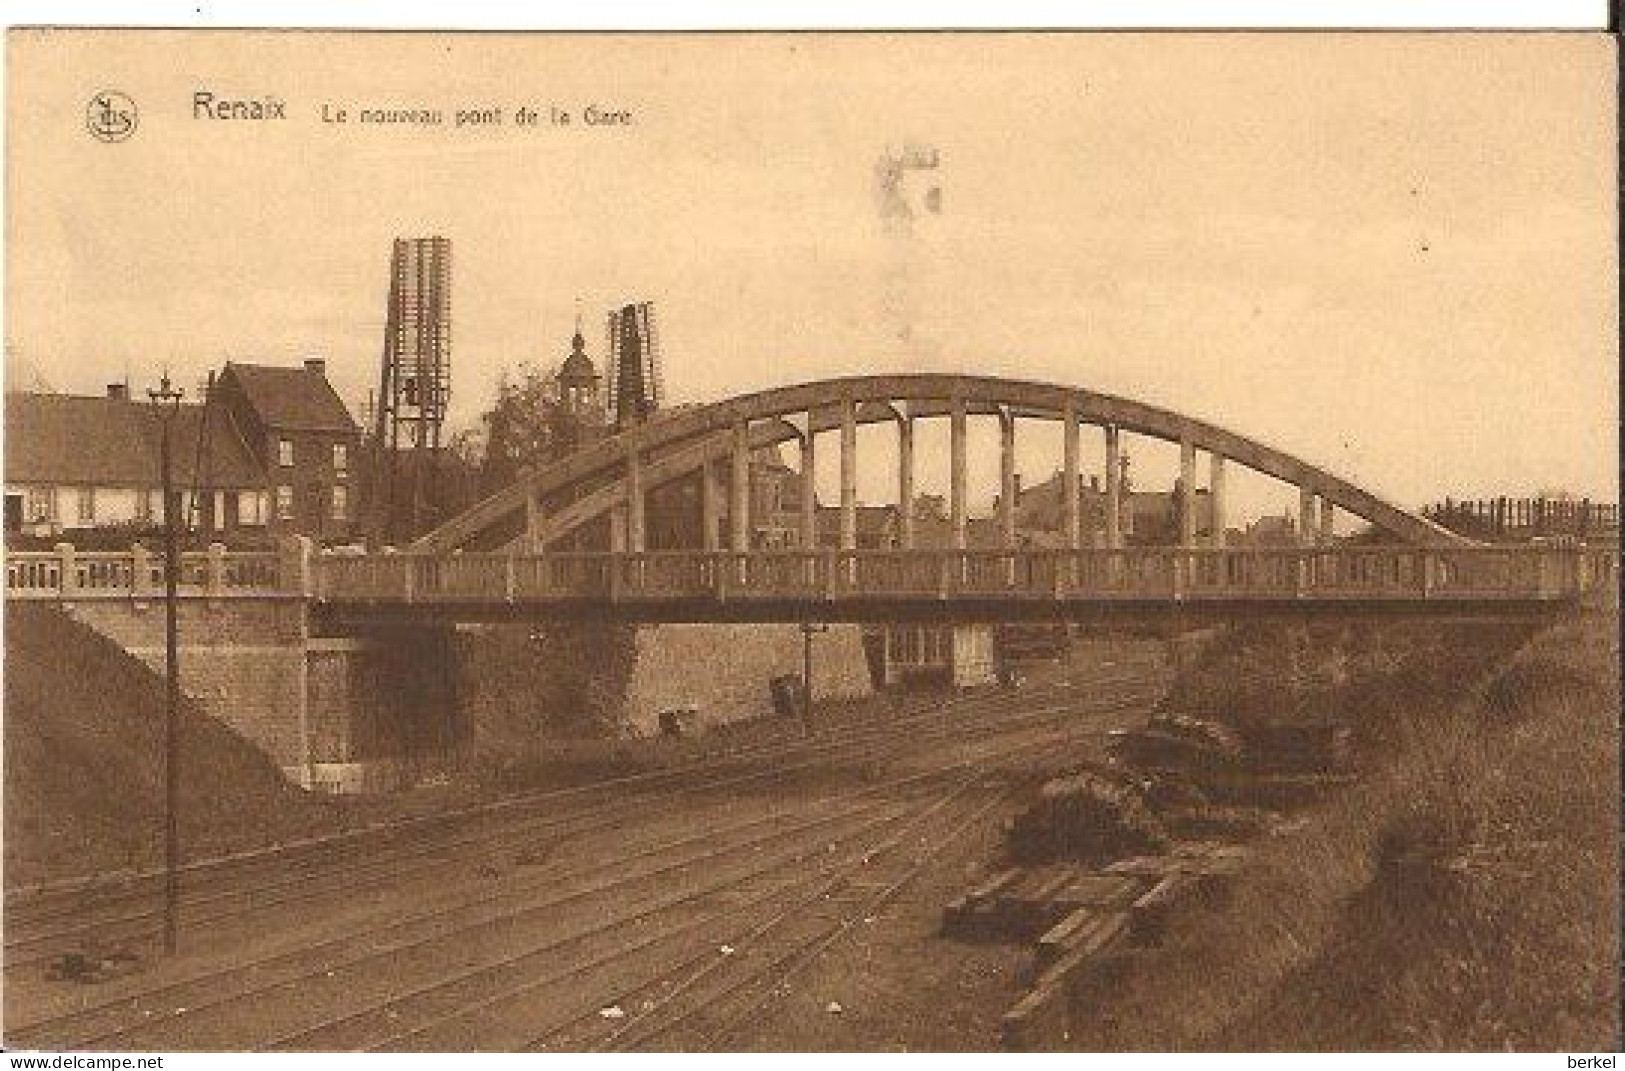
left=8, top=546, right=1615, bottom=625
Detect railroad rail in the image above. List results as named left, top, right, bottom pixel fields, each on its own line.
left=5, top=664, right=1163, bottom=1052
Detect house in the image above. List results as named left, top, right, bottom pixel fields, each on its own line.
left=4, top=385, right=265, bottom=540
left=211, top=359, right=362, bottom=543
left=1010, top=469, right=1215, bottom=546
left=5, top=358, right=362, bottom=545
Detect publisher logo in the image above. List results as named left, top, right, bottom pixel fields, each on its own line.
left=86, top=91, right=137, bottom=143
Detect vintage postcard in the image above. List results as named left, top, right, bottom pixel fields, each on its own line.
left=2, top=27, right=1617, bottom=1056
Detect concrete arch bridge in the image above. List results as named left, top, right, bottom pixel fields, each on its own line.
left=285, top=374, right=1613, bottom=624
left=411, top=373, right=1463, bottom=556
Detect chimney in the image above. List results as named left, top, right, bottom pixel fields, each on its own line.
left=304, top=356, right=327, bottom=376
left=106, top=383, right=128, bottom=400
left=1012, top=473, right=1022, bottom=503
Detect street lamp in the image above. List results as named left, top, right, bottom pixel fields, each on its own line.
left=147, top=372, right=184, bottom=956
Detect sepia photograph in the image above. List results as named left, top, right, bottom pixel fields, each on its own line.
left=1, top=17, right=1618, bottom=1056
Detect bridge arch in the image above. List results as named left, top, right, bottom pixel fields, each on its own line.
left=413, top=374, right=1465, bottom=552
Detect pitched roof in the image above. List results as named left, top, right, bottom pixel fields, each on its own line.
left=219, top=362, right=358, bottom=433
left=4, top=392, right=263, bottom=487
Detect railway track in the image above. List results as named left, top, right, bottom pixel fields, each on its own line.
left=5, top=658, right=1164, bottom=971
left=546, top=774, right=1011, bottom=1052
left=17, top=714, right=1096, bottom=1052
left=8, top=657, right=1166, bottom=1052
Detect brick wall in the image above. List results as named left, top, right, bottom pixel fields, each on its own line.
left=62, top=599, right=308, bottom=769
left=622, top=623, right=872, bottom=735
left=61, top=600, right=463, bottom=793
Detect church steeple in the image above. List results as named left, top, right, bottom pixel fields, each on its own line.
left=555, top=311, right=603, bottom=428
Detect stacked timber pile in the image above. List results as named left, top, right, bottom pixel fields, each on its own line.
left=1106, top=713, right=1243, bottom=777
left=941, top=863, right=1143, bottom=942
left=980, top=844, right=1249, bottom=1051
left=957, top=708, right=1348, bottom=1050
left=1004, top=765, right=1167, bottom=865
left=1109, top=712, right=1354, bottom=808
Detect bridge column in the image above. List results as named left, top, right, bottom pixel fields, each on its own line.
left=840, top=399, right=858, bottom=551
left=700, top=462, right=720, bottom=551
left=950, top=397, right=968, bottom=551
left=625, top=448, right=645, bottom=553
left=1318, top=496, right=1335, bottom=546
left=609, top=503, right=628, bottom=554
left=999, top=410, right=1017, bottom=548
left=1209, top=453, right=1227, bottom=548
left=730, top=419, right=750, bottom=552
left=1178, top=437, right=1197, bottom=549
left=1299, top=485, right=1317, bottom=548
left=799, top=429, right=817, bottom=550
left=1104, top=425, right=1122, bottom=550
left=896, top=413, right=915, bottom=550
left=524, top=491, right=545, bottom=553
left=1062, top=404, right=1081, bottom=551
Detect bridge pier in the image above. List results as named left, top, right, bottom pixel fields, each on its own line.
left=1319, top=496, right=1336, bottom=546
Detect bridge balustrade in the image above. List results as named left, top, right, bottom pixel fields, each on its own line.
left=7, top=543, right=1614, bottom=612
left=6, top=556, right=62, bottom=596
left=4, top=547, right=283, bottom=599
left=1433, top=548, right=1546, bottom=597
left=318, top=555, right=411, bottom=600
left=304, top=546, right=1611, bottom=606
left=738, top=552, right=823, bottom=596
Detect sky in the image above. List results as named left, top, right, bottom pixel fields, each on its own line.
left=5, top=30, right=1617, bottom=522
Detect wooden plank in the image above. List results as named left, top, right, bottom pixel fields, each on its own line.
left=1129, top=872, right=1193, bottom=946
left=967, top=866, right=1022, bottom=902
left=1035, top=909, right=1130, bottom=972
left=1001, top=979, right=1069, bottom=1052
left=1053, top=872, right=1143, bottom=911
left=1104, top=855, right=1177, bottom=877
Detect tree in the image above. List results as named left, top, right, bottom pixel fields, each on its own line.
left=470, top=361, right=585, bottom=495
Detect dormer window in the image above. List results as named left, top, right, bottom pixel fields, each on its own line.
left=278, top=438, right=294, bottom=467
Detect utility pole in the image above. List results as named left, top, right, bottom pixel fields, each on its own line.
left=148, top=372, right=184, bottom=956
left=800, top=622, right=828, bottom=737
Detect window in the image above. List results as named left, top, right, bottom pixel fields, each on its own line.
left=333, top=443, right=348, bottom=474
left=275, top=485, right=294, bottom=521
left=76, top=487, right=96, bottom=524
left=25, top=486, right=55, bottom=522
left=238, top=489, right=263, bottom=526
left=278, top=438, right=294, bottom=467
left=135, top=489, right=152, bottom=522
left=331, top=485, right=348, bottom=521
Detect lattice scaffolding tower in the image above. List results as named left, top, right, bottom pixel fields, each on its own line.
left=605, top=301, right=664, bottom=430
left=370, top=235, right=452, bottom=543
